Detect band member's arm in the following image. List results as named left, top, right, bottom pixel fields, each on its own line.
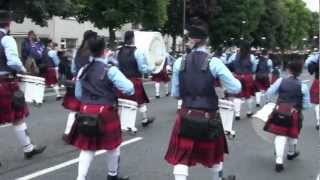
left=265, top=78, right=282, bottom=96
left=225, top=53, right=236, bottom=64
left=48, top=50, right=60, bottom=67
left=304, top=53, right=319, bottom=67
left=171, top=57, right=182, bottom=98
left=107, top=66, right=134, bottom=95
left=2, top=36, right=26, bottom=73
left=134, top=49, right=153, bottom=74
left=268, top=59, right=273, bottom=73
left=250, top=55, right=258, bottom=72
left=301, top=83, right=311, bottom=109
left=209, top=57, right=241, bottom=94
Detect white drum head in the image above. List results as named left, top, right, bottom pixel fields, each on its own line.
left=251, top=103, right=276, bottom=143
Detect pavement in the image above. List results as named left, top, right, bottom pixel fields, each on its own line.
left=0, top=72, right=318, bottom=180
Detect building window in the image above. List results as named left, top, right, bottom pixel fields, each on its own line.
left=61, top=38, right=77, bottom=49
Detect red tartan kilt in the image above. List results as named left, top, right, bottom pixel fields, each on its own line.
left=42, top=67, right=58, bottom=86
left=310, top=79, right=319, bottom=104
left=64, top=104, right=122, bottom=150
left=151, top=69, right=170, bottom=83
left=62, top=89, right=81, bottom=111
left=255, top=75, right=270, bottom=91
left=0, top=79, right=29, bottom=124
left=165, top=109, right=228, bottom=168
left=271, top=75, right=279, bottom=84
left=117, top=78, right=149, bottom=105
left=264, top=110, right=301, bottom=139
left=230, top=73, right=255, bottom=98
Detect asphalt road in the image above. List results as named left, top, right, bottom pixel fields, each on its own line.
left=0, top=73, right=318, bottom=180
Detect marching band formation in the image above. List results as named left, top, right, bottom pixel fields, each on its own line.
left=0, top=10, right=319, bottom=180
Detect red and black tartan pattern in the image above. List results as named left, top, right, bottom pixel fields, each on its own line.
left=151, top=68, right=170, bottom=83
left=229, top=73, right=255, bottom=99
left=310, top=79, right=319, bottom=104
left=64, top=104, right=122, bottom=150
left=0, top=79, right=29, bottom=124
left=42, top=67, right=58, bottom=86
left=165, top=108, right=228, bottom=168
left=62, top=89, right=81, bottom=111
left=264, top=107, right=302, bottom=139
left=255, top=75, right=270, bottom=91
left=117, top=78, right=150, bottom=105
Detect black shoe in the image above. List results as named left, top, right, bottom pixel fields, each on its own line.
left=107, top=175, right=129, bottom=180
left=275, top=163, right=284, bottom=172
left=24, top=145, right=46, bottom=159
left=222, top=175, right=236, bottom=180
left=0, top=161, right=2, bottom=167
left=256, top=104, right=261, bottom=107
left=316, top=125, right=320, bottom=130
left=142, top=117, right=155, bottom=127
left=246, top=113, right=253, bottom=118
left=56, top=96, right=63, bottom=101
left=287, top=152, right=300, bottom=160
left=166, top=93, right=170, bottom=97
left=235, top=116, right=241, bottom=121
left=155, top=95, right=160, bottom=99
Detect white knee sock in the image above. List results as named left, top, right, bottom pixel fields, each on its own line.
left=173, top=164, right=188, bottom=180
left=177, top=100, right=182, bottom=110
left=287, top=138, right=298, bottom=155
left=52, top=84, right=61, bottom=97
left=77, top=150, right=95, bottom=180
left=247, top=97, right=254, bottom=114
left=274, top=136, right=287, bottom=164
left=233, top=98, right=242, bottom=117
left=106, top=147, right=120, bottom=176
left=155, top=83, right=160, bottom=96
left=13, top=123, right=34, bottom=153
left=139, top=104, right=148, bottom=122
left=64, top=111, right=76, bottom=135
left=164, top=83, right=169, bottom=94
left=315, top=105, right=320, bottom=125
left=255, top=92, right=262, bottom=105
left=211, top=162, right=223, bottom=180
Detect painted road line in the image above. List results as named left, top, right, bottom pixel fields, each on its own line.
left=0, top=124, right=12, bottom=128
left=16, top=137, right=143, bottom=180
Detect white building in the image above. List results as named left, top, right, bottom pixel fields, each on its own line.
left=10, top=16, right=133, bottom=54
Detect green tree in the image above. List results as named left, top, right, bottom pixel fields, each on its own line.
left=0, top=0, right=75, bottom=26
left=140, top=0, right=168, bottom=30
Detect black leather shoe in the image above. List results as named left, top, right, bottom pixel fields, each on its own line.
left=24, top=145, right=46, bottom=159
left=256, top=104, right=261, bottom=107
left=316, top=125, right=320, bottom=130
left=166, top=93, right=170, bottom=97
left=0, top=161, right=2, bottom=167
left=107, top=175, right=129, bottom=180
left=155, top=96, right=160, bottom=99
left=287, top=152, right=300, bottom=160
left=275, top=163, right=284, bottom=172
left=246, top=113, right=253, bottom=118
left=56, top=96, right=63, bottom=101
left=235, top=116, right=241, bottom=121
left=142, top=117, right=155, bottom=127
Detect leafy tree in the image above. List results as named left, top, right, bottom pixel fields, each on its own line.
left=140, top=0, right=168, bottom=30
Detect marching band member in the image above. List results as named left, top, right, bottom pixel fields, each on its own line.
left=228, top=41, right=258, bottom=120
left=165, top=19, right=241, bottom=180
left=63, top=30, right=97, bottom=140
left=40, top=39, right=62, bottom=100
left=0, top=10, right=46, bottom=161
left=152, top=54, right=172, bottom=98
left=117, top=31, right=155, bottom=127
left=304, top=52, right=320, bottom=130
left=255, top=49, right=273, bottom=107
left=67, top=37, right=133, bottom=180
left=263, top=55, right=311, bottom=172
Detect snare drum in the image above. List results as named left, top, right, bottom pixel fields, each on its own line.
left=19, top=75, right=45, bottom=105
left=118, top=98, right=138, bottom=132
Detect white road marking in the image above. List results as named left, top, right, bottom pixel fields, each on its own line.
left=0, top=124, right=12, bottom=128
left=16, top=137, right=143, bottom=180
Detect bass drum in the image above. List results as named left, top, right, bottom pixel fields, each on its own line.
left=134, top=31, right=166, bottom=74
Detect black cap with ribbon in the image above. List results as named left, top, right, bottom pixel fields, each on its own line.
left=0, top=10, right=11, bottom=27
left=187, top=17, right=208, bottom=39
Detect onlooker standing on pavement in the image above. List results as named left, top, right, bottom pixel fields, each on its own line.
left=0, top=10, right=46, bottom=163
left=21, top=30, right=45, bottom=69
left=164, top=18, right=241, bottom=180
left=67, top=37, right=133, bottom=180
left=304, top=51, right=320, bottom=130
left=263, top=55, right=311, bottom=172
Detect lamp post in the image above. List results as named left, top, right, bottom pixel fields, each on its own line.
left=182, top=0, right=186, bottom=53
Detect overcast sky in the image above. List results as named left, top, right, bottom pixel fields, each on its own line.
left=303, top=0, right=319, bottom=12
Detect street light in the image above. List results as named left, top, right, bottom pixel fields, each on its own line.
left=242, top=20, right=247, bottom=24
left=261, top=37, right=266, bottom=40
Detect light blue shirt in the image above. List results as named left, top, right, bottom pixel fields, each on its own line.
left=265, top=77, right=311, bottom=109
left=75, top=57, right=134, bottom=99
left=171, top=47, right=242, bottom=97
left=48, top=49, right=60, bottom=67
left=134, top=48, right=153, bottom=74
left=228, top=53, right=258, bottom=72
left=0, top=29, right=26, bottom=74
left=304, top=52, right=319, bottom=67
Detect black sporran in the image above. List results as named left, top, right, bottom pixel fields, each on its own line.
left=12, top=89, right=26, bottom=110
left=179, top=111, right=223, bottom=140
left=76, top=113, right=103, bottom=137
